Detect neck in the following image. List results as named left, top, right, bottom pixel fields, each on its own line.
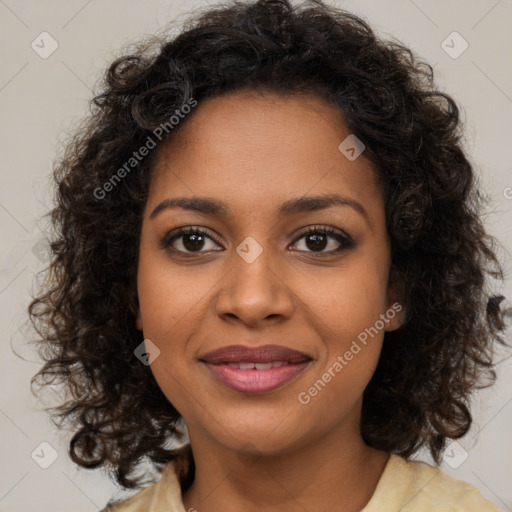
left=181, top=421, right=389, bottom=512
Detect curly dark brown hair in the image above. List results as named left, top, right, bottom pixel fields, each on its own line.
left=28, top=0, right=509, bottom=491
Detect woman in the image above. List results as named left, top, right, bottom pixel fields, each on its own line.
left=28, top=0, right=508, bottom=510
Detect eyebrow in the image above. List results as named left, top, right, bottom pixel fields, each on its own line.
left=149, top=193, right=372, bottom=228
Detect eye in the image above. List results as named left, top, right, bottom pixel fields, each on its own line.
left=290, top=225, right=354, bottom=256
left=161, top=225, right=355, bottom=257
left=160, top=226, right=222, bottom=255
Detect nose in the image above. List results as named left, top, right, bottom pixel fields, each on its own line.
left=214, top=245, right=295, bottom=328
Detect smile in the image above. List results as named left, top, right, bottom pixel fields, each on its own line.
left=199, top=344, right=312, bottom=394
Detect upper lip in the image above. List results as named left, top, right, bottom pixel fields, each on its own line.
left=199, top=344, right=312, bottom=364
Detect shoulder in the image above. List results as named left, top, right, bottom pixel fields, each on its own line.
left=363, top=454, right=501, bottom=512
left=100, top=484, right=158, bottom=512
left=99, top=444, right=193, bottom=512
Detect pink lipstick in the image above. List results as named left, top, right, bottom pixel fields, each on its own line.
left=199, top=344, right=312, bottom=394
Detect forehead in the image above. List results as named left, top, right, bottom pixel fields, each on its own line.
left=148, top=89, right=382, bottom=217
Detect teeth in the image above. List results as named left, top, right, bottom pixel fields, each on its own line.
left=255, top=363, right=272, bottom=370
left=224, top=361, right=289, bottom=369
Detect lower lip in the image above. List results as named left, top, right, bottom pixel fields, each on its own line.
left=203, top=362, right=310, bottom=394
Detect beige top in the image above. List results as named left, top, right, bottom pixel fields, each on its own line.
left=101, top=446, right=501, bottom=512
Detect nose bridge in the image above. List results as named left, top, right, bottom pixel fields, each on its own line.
left=215, top=235, right=294, bottom=324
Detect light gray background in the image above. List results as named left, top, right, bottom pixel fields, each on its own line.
left=1, top=1, right=511, bottom=511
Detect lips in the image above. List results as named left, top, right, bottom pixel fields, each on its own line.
left=200, top=344, right=311, bottom=364
left=199, top=344, right=312, bottom=394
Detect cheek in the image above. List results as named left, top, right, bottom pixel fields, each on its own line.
left=135, top=249, right=218, bottom=412
left=136, top=246, right=216, bottom=337
left=291, top=251, right=389, bottom=401
left=296, top=266, right=388, bottom=419
left=292, top=251, right=390, bottom=343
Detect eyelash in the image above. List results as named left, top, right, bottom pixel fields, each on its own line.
left=160, top=225, right=355, bottom=258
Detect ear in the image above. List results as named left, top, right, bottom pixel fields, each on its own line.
left=128, top=288, right=143, bottom=331
left=384, top=266, right=407, bottom=332
left=134, top=308, right=143, bottom=331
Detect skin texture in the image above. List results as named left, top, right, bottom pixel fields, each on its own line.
left=135, top=89, right=406, bottom=512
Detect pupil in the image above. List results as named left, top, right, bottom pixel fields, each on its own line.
left=306, top=234, right=326, bottom=251
left=184, top=234, right=204, bottom=251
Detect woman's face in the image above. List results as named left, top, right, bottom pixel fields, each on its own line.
left=136, top=89, right=403, bottom=456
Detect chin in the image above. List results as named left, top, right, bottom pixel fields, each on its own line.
left=197, top=408, right=310, bottom=455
